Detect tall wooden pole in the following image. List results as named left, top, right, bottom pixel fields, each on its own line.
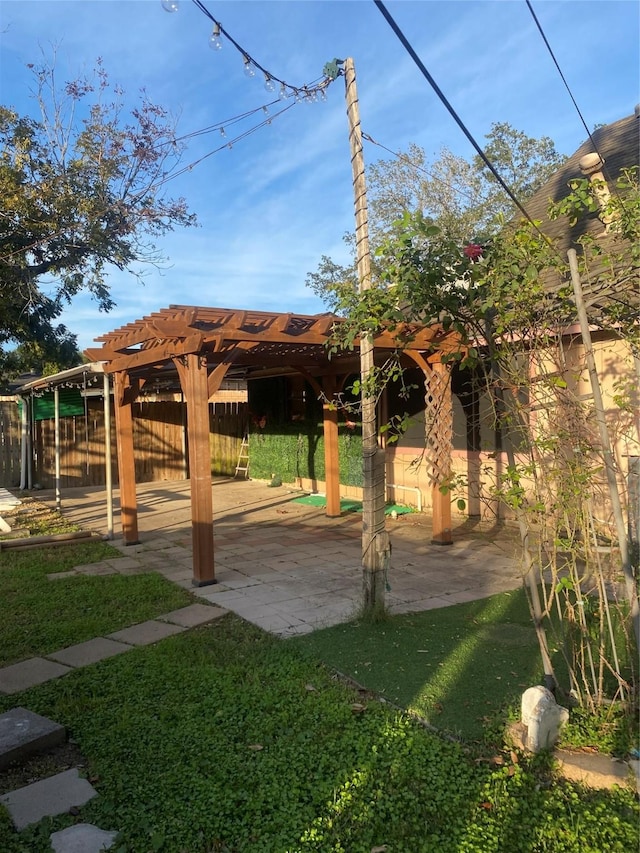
left=344, top=57, right=390, bottom=611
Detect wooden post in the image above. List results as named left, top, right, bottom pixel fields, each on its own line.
left=430, top=361, right=453, bottom=545
left=103, top=372, right=114, bottom=540
left=344, top=56, right=389, bottom=611
left=179, top=353, right=215, bottom=586
left=113, top=371, right=139, bottom=545
left=322, top=374, right=341, bottom=517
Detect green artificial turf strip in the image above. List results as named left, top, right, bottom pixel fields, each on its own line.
left=291, top=589, right=567, bottom=741
left=0, top=616, right=636, bottom=853
left=0, top=541, right=192, bottom=666
left=293, top=495, right=413, bottom=515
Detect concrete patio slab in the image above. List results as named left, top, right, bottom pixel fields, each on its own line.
left=157, top=602, right=227, bottom=628
left=0, top=658, right=72, bottom=695
left=107, top=620, right=186, bottom=646
left=38, top=478, right=524, bottom=637
left=0, top=707, right=66, bottom=770
left=0, top=768, right=98, bottom=830
left=47, top=637, right=133, bottom=668
left=50, top=823, right=119, bottom=853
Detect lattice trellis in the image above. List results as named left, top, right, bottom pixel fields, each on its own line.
left=423, top=364, right=453, bottom=486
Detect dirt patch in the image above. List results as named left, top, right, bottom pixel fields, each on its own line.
left=0, top=740, right=89, bottom=795
left=0, top=496, right=79, bottom=540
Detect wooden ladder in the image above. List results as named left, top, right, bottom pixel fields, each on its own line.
left=234, top=433, right=249, bottom=479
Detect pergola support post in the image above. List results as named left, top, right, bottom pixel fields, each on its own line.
left=113, top=371, right=139, bottom=545
left=177, top=353, right=215, bottom=586
left=429, top=360, right=453, bottom=546
left=322, top=374, right=341, bottom=517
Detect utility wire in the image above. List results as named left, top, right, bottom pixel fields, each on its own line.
left=373, top=0, right=561, bottom=253
left=361, top=131, right=482, bottom=208
left=525, top=0, right=625, bottom=203
left=526, top=1, right=602, bottom=161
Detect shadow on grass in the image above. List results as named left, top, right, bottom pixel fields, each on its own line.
left=291, top=588, right=567, bottom=742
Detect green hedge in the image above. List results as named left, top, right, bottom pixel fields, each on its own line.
left=249, top=422, right=363, bottom=487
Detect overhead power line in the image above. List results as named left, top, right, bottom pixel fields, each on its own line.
left=372, top=0, right=561, bottom=253
left=525, top=0, right=625, bottom=205
left=372, top=1, right=538, bottom=228
left=526, top=1, right=602, bottom=159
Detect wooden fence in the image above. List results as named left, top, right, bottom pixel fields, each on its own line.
left=0, top=397, right=21, bottom=489
left=0, top=397, right=248, bottom=490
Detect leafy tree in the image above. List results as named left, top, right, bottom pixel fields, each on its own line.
left=328, top=166, right=640, bottom=710
left=307, top=123, right=565, bottom=308
left=0, top=56, right=196, bottom=358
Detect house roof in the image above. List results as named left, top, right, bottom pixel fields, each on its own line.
left=525, top=110, right=639, bottom=250
left=523, top=110, right=639, bottom=318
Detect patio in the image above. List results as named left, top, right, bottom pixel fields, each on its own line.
left=39, top=477, right=524, bottom=636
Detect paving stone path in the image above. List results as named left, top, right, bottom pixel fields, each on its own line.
left=0, top=603, right=226, bottom=850
left=0, top=603, right=226, bottom=696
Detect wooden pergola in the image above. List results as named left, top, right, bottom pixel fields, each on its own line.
left=85, top=305, right=460, bottom=586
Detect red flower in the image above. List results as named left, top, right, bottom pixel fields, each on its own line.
left=463, top=243, right=483, bottom=261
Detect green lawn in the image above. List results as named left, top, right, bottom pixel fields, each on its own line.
left=0, top=542, right=192, bottom=665
left=0, top=544, right=637, bottom=852
left=0, top=616, right=637, bottom=853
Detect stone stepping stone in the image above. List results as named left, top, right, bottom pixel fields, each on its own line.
left=0, top=707, right=66, bottom=770
left=0, top=658, right=72, bottom=695
left=50, top=823, right=118, bottom=853
left=107, top=619, right=185, bottom=646
left=157, top=602, right=227, bottom=628
left=0, top=768, right=97, bottom=830
left=556, top=749, right=634, bottom=790
left=47, top=637, right=133, bottom=668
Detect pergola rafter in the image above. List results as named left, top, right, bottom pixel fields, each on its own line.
left=85, top=305, right=461, bottom=585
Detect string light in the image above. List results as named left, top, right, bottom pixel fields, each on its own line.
left=161, top=0, right=335, bottom=103
left=208, top=22, right=222, bottom=50
left=243, top=55, right=256, bottom=78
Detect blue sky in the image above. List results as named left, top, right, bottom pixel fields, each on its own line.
left=1, top=0, right=638, bottom=351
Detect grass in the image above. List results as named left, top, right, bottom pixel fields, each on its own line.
left=0, top=616, right=637, bottom=853
left=0, top=530, right=636, bottom=851
left=0, top=541, right=193, bottom=666
left=290, top=589, right=550, bottom=742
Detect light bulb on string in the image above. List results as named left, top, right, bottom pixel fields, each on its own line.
left=318, top=87, right=328, bottom=102
left=279, top=83, right=289, bottom=100
left=262, top=106, right=269, bottom=116
left=161, top=0, right=179, bottom=12
left=220, top=127, right=226, bottom=138
left=294, top=89, right=304, bottom=104
left=208, top=23, right=222, bottom=50
left=264, top=75, right=276, bottom=94
left=243, top=56, right=256, bottom=78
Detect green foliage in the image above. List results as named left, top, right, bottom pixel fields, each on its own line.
left=0, top=541, right=192, bottom=666
left=0, top=57, right=196, bottom=355
left=0, top=617, right=636, bottom=852
left=249, top=422, right=363, bottom=487
left=319, top=143, right=640, bottom=713
left=307, top=122, right=566, bottom=310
